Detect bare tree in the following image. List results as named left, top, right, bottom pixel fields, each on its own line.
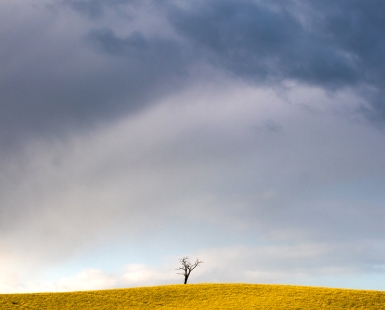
left=176, top=257, right=203, bottom=284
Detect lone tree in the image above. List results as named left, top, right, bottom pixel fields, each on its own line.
left=176, top=257, right=203, bottom=284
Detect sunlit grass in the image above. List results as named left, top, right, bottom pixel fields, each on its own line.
left=1, top=283, right=385, bottom=309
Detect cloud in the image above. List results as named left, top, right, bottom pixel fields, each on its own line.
left=52, top=264, right=179, bottom=292
left=198, top=243, right=385, bottom=280
left=0, top=0, right=187, bottom=146
left=62, top=0, right=139, bottom=20
left=2, top=0, right=385, bottom=148
left=4, top=240, right=384, bottom=293
left=1, top=81, right=384, bottom=268
left=86, top=27, right=186, bottom=82
left=167, top=0, right=356, bottom=84
left=167, top=0, right=385, bottom=120
left=0, top=263, right=179, bottom=293
left=1, top=0, right=385, bottom=293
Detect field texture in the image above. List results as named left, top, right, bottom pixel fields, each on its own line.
left=1, top=283, right=385, bottom=309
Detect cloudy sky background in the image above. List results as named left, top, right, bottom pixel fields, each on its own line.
left=1, top=0, right=385, bottom=293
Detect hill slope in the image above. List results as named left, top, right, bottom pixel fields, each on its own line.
left=1, top=283, right=385, bottom=309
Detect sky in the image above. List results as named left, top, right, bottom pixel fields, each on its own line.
left=1, top=0, right=385, bottom=293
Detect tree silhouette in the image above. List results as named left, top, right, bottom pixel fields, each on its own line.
left=176, top=257, right=203, bottom=284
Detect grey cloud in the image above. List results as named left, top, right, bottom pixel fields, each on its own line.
left=65, top=0, right=385, bottom=92
left=62, top=0, right=138, bottom=19
left=1, top=79, right=385, bottom=288
left=194, top=242, right=385, bottom=286
left=2, top=0, right=385, bottom=290
left=167, top=0, right=359, bottom=85
left=311, top=0, right=385, bottom=121
left=63, top=0, right=105, bottom=19
left=3, top=0, right=385, bottom=148
left=167, top=0, right=385, bottom=119
left=84, top=26, right=188, bottom=102
left=86, top=27, right=185, bottom=71
left=0, top=2, right=187, bottom=146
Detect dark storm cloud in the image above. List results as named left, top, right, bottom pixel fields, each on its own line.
left=2, top=0, right=385, bottom=147
left=167, top=0, right=357, bottom=85
left=167, top=0, right=385, bottom=119
left=0, top=2, right=187, bottom=146
left=62, top=0, right=138, bottom=19
left=65, top=0, right=385, bottom=94
left=84, top=27, right=187, bottom=106
left=87, top=27, right=184, bottom=69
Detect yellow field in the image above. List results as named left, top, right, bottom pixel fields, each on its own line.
left=1, top=283, right=385, bottom=309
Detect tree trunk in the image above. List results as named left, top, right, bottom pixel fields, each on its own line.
left=184, top=275, right=188, bottom=284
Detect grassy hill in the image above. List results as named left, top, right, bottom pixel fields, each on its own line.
left=1, top=283, right=385, bottom=309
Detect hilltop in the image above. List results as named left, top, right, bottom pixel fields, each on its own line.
left=1, top=283, right=385, bottom=309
